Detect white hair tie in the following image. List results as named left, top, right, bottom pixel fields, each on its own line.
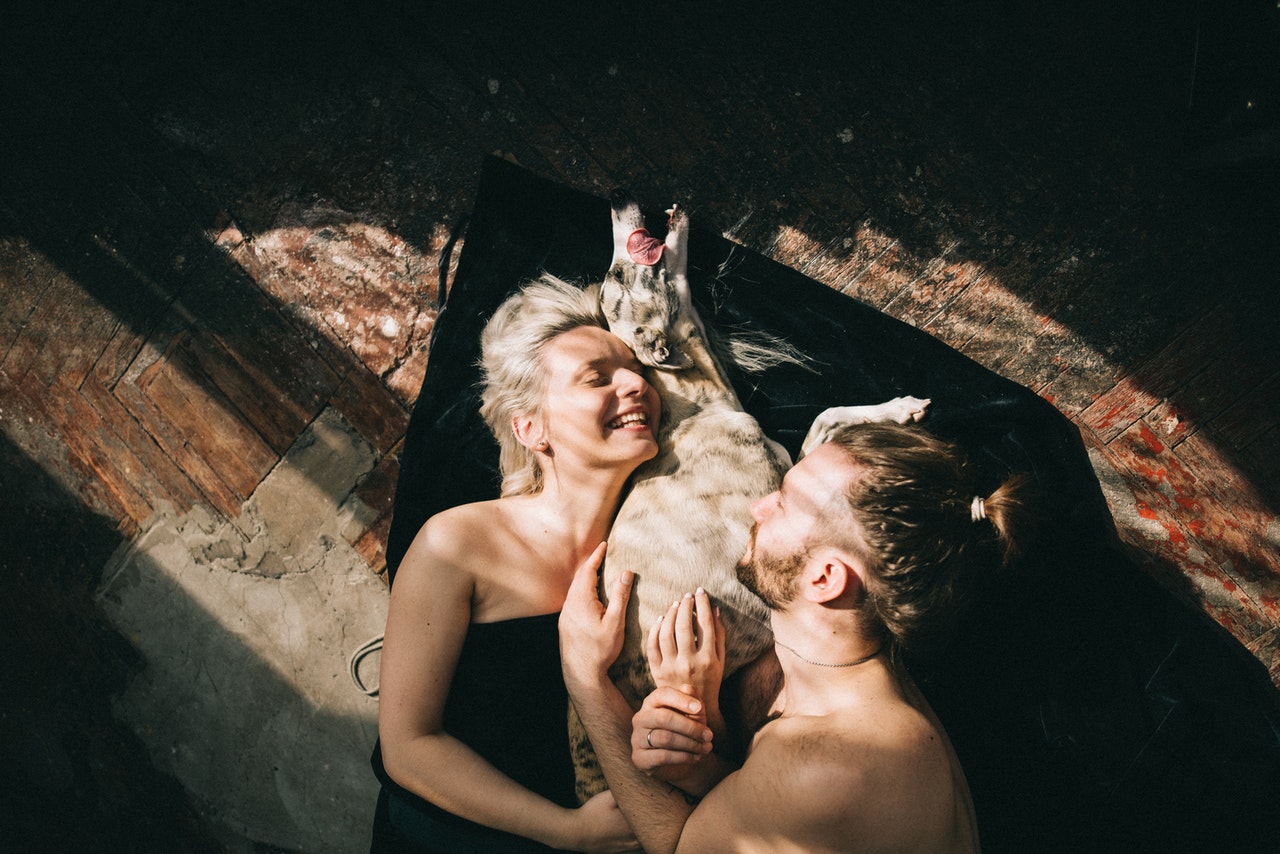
left=970, top=496, right=987, bottom=523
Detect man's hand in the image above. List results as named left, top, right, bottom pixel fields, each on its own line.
left=560, top=542, right=633, bottom=690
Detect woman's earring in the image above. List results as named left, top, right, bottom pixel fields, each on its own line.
left=535, top=441, right=549, bottom=451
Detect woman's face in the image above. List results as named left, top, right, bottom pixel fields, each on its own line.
left=535, top=325, right=661, bottom=473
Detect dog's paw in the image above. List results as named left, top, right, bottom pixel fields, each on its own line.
left=876, top=395, right=931, bottom=425
left=799, top=397, right=931, bottom=457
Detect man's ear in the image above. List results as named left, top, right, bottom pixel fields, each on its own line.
left=800, top=549, right=866, bottom=606
left=512, top=413, right=546, bottom=451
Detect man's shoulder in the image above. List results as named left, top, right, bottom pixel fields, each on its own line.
left=749, top=715, right=875, bottom=791
left=680, top=722, right=872, bottom=852
left=682, top=690, right=976, bottom=853
left=747, top=708, right=953, bottom=807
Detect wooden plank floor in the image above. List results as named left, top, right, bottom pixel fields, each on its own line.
left=5, top=2, right=1279, bottom=656
left=4, top=0, right=1278, bottom=718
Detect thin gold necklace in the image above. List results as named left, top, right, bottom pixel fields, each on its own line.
left=775, top=640, right=883, bottom=668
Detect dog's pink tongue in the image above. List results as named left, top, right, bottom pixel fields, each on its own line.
left=626, top=229, right=665, bottom=266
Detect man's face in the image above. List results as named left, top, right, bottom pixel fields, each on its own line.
left=736, top=444, right=861, bottom=609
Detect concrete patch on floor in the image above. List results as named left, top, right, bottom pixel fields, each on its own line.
left=97, top=407, right=389, bottom=853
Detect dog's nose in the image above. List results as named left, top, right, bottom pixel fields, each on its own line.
left=610, top=189, right=638, bottom=212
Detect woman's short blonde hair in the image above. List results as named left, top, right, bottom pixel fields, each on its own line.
left=478, top=275, right=608, bottom=496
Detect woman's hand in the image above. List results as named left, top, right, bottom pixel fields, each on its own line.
left=559, top=543, right=633, bottom=690
left=632, top=685, right=736, bottom=798
left=646, top=587, right=725, bottom=701
left=570, top=790, right=641, bottom=853
left=632, top=685, right=712, bottom=773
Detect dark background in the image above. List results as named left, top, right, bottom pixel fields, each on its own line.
left=3, top=0, right=1278, bottom=851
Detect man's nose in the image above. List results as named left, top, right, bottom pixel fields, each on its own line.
left=750, top=492, right=778, bottom=524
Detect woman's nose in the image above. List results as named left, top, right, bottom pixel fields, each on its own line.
left=618, top=367, right=648, bottom=396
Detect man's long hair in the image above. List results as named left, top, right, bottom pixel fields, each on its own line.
left=820, top=422, right=1038, bottom=655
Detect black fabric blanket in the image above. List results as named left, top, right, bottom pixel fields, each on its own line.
left=387, top=156, right=1280, bottom=853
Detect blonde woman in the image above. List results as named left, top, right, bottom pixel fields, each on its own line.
left=371, top=278, right=654, bottom=853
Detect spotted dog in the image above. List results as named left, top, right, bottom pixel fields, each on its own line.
left=568, top=192, right=928, bottom=800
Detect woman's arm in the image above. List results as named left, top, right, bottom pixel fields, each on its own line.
left=378, top=518, right=634, bottom=852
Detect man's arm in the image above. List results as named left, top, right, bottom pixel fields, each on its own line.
left=559, top=545, right=702, bottom=854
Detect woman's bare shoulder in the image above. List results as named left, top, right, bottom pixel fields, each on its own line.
left=397, top=500, right=513, bottom=581
left=423, top=499, right=505, bottom=539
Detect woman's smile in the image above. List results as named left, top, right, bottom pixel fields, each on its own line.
left=538, top=325, right=661, bottom=467
left=607, top=409, right=650, bottom=431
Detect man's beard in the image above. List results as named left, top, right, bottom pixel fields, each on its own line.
left=735, top=524, right=807, bottom=610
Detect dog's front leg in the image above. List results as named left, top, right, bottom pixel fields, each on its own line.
left=799, top=396, right=931, bottom=458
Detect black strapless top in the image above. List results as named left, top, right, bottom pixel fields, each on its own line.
left=371, top=612, right=577, bottom=853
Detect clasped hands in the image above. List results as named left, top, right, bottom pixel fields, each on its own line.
left=558, top=542, right=727, bottom=787
left=633, top=589, right=725, bottom=782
